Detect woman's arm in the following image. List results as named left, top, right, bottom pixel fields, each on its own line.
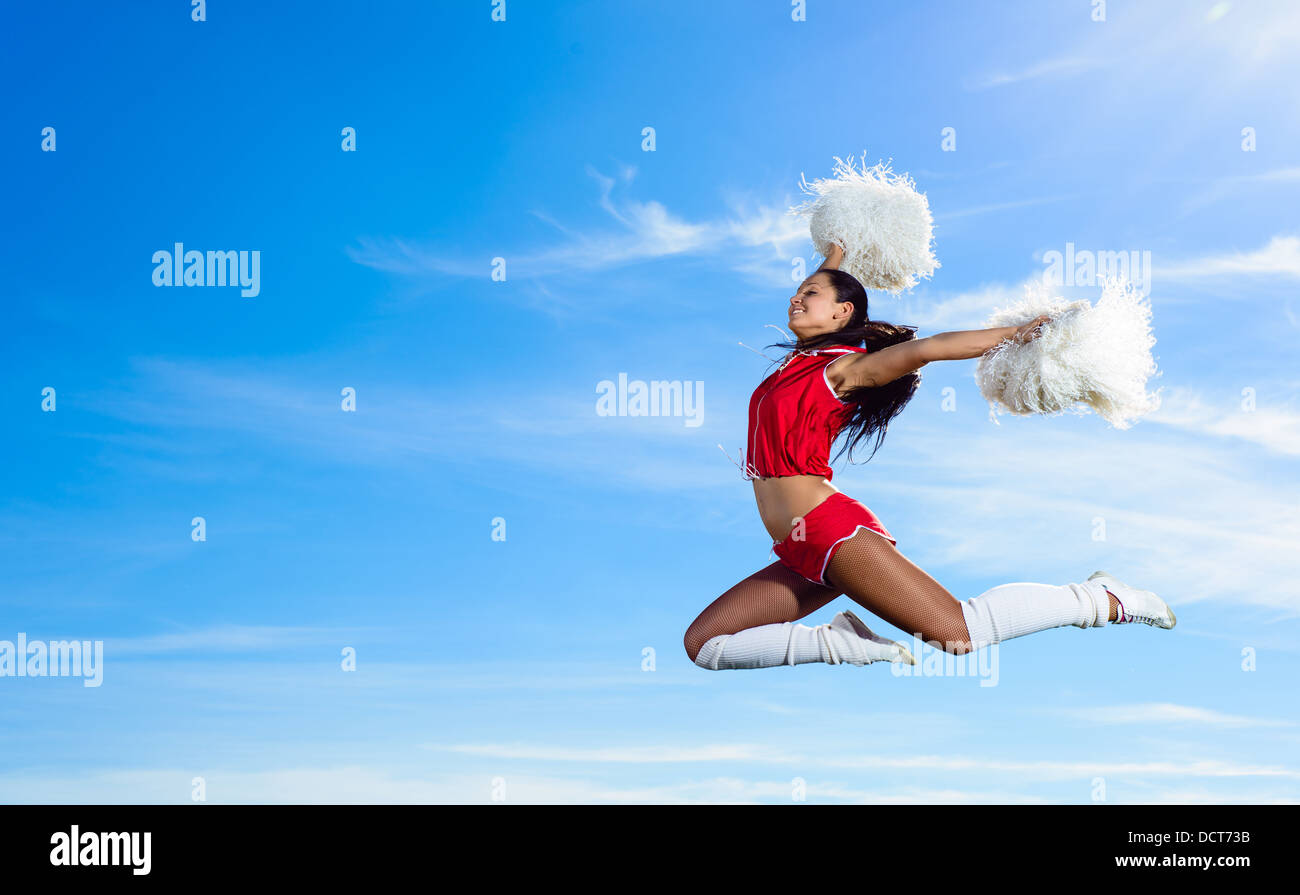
left=828, top=316, right=1052, bottom=392
left=817, top=242, right=844, bottom=272
left=918, top=316, right=1051, bottom=361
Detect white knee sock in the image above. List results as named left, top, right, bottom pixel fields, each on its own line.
left=959, top=581, right=1109, bottom=650
left=695, top=621, right=859, bottom=669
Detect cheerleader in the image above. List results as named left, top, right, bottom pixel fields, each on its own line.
left=685, top=243, right=1175, bottom=670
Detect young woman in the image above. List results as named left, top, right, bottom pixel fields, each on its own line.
left=684, top=244, right=1176, bottom=670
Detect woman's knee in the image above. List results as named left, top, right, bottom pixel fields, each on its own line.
left=910, top=614, right=977, bottom=655
left=683, top=628, right=705, bottom=663
left=932, top=636, right=976, bottom=656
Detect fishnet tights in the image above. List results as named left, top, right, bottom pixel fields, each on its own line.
left=824, top=529, right=978, bottom=654
left=684, top=530, right=977, bottom=662
left=683, top=561, right=841, bottom=663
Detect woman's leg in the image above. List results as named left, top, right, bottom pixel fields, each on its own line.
left=683, top=561, right=840, bottom=663
left=685, top=560, right=916, bottom=669
left=824, top=529, right=1117, bottom=655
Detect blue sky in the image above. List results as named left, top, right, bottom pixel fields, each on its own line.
left=1, top=0, right=1298, bottom=804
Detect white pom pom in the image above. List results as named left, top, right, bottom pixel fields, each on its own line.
left=789, top=153, right=939, bottom=293
left=975, top=278, right=1162, bottom=429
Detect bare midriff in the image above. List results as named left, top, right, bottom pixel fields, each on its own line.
left=752, top=474, right=841, bottom=542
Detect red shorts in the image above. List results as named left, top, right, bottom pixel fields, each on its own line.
left=772, top=491, right=897, bottom=587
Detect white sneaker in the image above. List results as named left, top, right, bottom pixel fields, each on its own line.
left=823, top=610, right=917, bottom=665
left=1087, top=571, right=1177, bottom=629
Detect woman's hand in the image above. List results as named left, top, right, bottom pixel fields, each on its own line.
left=818, top=241, right=845, bottom=271
left=1012, top=315, right=1052, bottom=344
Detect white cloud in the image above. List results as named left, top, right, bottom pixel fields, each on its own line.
left=1059, top=703, right=1296, bottom=728
left=106, top=625, right=362, bottom=656
left=1158, top=235, right=1300, bottom=280
left=0, top=765, right=1063, bottom=805
left=1150, top=386, right=1300, bottom=456
left=0, top=766, right=687, bottom=805
left=80, top=357, right=753, bottom=504
left=934, top=195, right=1076, bottom=221
left=720, top=196, right=811, bottom=257
left=423, top=741, right=1300, bottom=783
left=889, top=281, right=1030, bottom=331
left=1181, top=167, right=1300, bottom=213
left=348, top=165, right=810, bottom=287
left=967, top=0, right=1300, bottom=97
left=10, top=762, right=1289, bottom=803
left=967, top=56, right=1103, bottom=91
left=827, top=753, right=1300, bottom=781
left=434, top=742, right=796, bottom=763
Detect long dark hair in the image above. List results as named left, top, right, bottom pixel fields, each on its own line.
left=768, top=268, right=920, bottom=463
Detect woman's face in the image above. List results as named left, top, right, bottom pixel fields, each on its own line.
left=788, top=272, right=854, bottom=339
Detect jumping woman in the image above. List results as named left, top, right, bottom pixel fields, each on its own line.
left=684, top=243, right=1176, bottom=670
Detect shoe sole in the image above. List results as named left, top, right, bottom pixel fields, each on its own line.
left=839, top=610, right=917, bottom=665
left=1088, top=570, right=1176, bottom=629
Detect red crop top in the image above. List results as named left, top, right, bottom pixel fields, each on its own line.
left=741, top=346, right=867, bottom=480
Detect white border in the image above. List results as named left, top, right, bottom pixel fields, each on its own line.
left=818, top=524, right=896, bottom=584
left=821, top=354, right=855, bottom=405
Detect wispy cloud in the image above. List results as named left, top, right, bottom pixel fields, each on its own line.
left=889, top=281, right=1030, bottom=331
left=967, top=56, right=1103, bottom=91
left=1150, top=386, right=1300, bottom=456
left=0, top=765, right=1059, bottom=805
left=433, top=742, right=796, bottom=763
left=0, top=766, right=664, bottom=805
left=1181, top=167, right=1300, bottom=213
left=10, top=763, right=1291, bottom=804
left=934, top=194, right=1076, bottom=221
left=1158, top=235, right=1300, bottom=280
left=348, top=164, right=809, bottom=287
left=966, top=1, right=1300, bottom=96
left=1059, top=703, right=1297, bottom=728
left=107, top=625, right=365, bottom=656
left=69, top=358, right=753, bottom=526
left=425, top=741, right=1300, bottom=782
